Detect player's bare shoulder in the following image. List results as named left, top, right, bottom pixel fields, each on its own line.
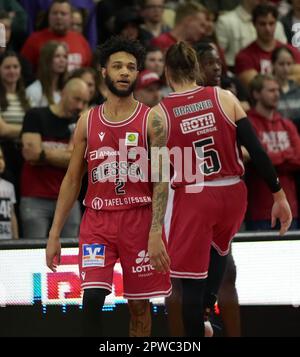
left=217, top=87, right=246, bottom=123
left=73, top=108, right=91, bottom=142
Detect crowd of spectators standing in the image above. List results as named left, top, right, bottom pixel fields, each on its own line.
left=1, top=0, right=300, bottom=239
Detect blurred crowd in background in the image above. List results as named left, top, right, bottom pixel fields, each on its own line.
left=1, top=0, right=300, bottom=239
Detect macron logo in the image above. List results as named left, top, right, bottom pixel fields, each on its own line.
left=98, top=132, right=105, bottom=142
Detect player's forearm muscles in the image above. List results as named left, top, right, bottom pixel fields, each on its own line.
left=50, top=173, right=82, bottom=236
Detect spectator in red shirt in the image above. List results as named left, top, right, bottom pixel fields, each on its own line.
left=21, top=0, right=92, bottom=73
left=235, top=3, right=300, bottom=89
left=246, top=73, right=300, bottom=230
left=150, top=1, right=208, bottom=53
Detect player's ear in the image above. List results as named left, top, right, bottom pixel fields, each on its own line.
left=101, top=67, right=106, bottom=79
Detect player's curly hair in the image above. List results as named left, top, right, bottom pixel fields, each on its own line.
left=97, top=36, right=146, bottom=70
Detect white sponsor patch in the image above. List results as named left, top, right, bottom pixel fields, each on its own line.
left=125, top=132, right=139, bottom=146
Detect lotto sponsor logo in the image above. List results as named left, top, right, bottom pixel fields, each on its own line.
left=82, top=244, right=105, bottom=268
left=132, top=250, right=155, bottom=276
left=180, top=113, right=216, bottom=134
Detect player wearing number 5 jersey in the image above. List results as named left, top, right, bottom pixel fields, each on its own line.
left=46, top=36, right=171, bottom=337
left=154, top=42, right=292, bottom=337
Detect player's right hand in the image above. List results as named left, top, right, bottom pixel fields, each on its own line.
left=46, top=238, right=61, bottom=272
left=271, top=189, right=292, bottom=236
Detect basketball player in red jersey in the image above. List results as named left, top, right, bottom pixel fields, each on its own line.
left=45, top=36, right=171, bottom=337
left=154, top=42, right=292, bottom=337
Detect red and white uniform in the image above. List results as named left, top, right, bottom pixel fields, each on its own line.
left=79, top=102, right=171, bottom=299
left=162, top=86, right=247, bottom=279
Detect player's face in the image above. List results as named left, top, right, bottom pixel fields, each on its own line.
left=272, top=50, right=294, bottom=82
left=255, top=14, right=276, bottom=43
left=258, top=79, right=280, bottom=109
left=199, top=49, right=222, bottom=86
left=103, top=52, right=138, bottom=98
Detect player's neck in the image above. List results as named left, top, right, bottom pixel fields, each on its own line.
left=171, top=81, right=198, bottom=93
left=104, top=94, right=138, bottom=121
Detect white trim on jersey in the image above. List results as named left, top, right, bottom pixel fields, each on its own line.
left=164, top=184, right=174, bottom=243
left=124, top=287, right=172, bottom=300
left=158, top=101, right=171, bottom=143
left=214, top=87, right=237, bottom=128
left=167, top=86, right=204, bottom=98
left=142, top=107, right=151, bottom=154
left=170, top=270, right=208, bottom=279
left=186, top=176, right=240, bottom=188
left=211, top=241, right=231, bottom=256
left=84, top=107, right=95, bottom=160
left=81, top=281, right=112, bottom=292
left=99, top=102, right=142, bottom=127
left=235, top=142, right=245, bottom=175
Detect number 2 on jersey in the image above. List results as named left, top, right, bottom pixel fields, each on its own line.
left=115, top=178, right=126, bottom=195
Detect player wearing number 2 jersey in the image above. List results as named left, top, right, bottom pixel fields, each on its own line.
left=46, top=36, right=171, bottom=337
left=154, top=42, right=292, bottom=337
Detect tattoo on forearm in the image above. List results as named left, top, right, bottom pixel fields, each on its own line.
left=149, top=111, right=169, bottom=231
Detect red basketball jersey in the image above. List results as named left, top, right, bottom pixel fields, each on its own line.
left=160, top=86, right=244, bottom=188
left=83, top=102, right=153, bottom=211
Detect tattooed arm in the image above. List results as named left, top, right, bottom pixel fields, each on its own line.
left=147, top=107, right=170, bottom=273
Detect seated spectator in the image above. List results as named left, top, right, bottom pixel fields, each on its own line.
left=20, top=78, right=89, bottom=239
left=0, top=51, right=29, bottom=129
left=114, top=6, right=151, bottom=46
left=139, top=0, right=171, bottom=42
left=19, top=0, right=98, bottom=49
left=71, top=7, right=86, bottom=34
left=144, top=46, right=164, bottom=78
left=151, top=1, right=207, bottom=53
left=0, top=145, right=18, bottom=240
left=235, top=3, right=300, bottom=89
left=26, top=41, right=68, bottom=108
left=216, top=0, right=287, bottom=70
left=68, top=67, right=102, bottom=107
left=95, top=0, right=137, bottom=44
left=0, top=11, right=34, bottom=86
left=134, top=69, right=162, bottom=107
left=280, top=0, right=300, bottom=44
left=0, top=0, right=27, bottom=52
left=21, top=0, right=92, bottom=72
left=272, top=46, right=300, bottom=132
left=0, top=50, right=30, bottom=201
left=245, top=74, right=300, bottom=230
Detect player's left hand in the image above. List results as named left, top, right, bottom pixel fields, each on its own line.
left=148, top=231, right=170, bottom=273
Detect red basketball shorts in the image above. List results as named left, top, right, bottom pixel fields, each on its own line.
left=79, top=205, right=171, bottom=299
left=164, top=179, right=247, bottom=279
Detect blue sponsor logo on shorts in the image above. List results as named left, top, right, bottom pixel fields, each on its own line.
left=82, top=244, right=105, bottom=268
